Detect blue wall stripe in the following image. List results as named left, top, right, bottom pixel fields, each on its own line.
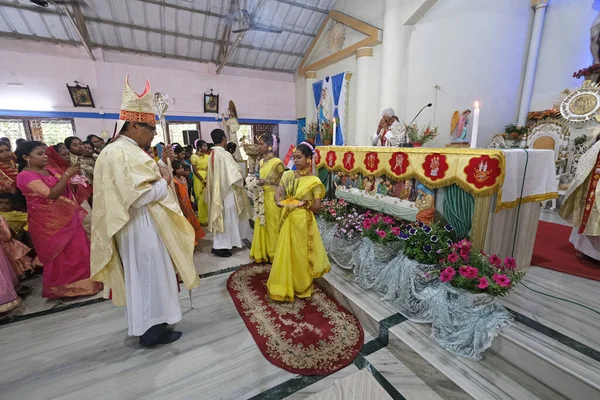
left=0, top=109, right=298, bottom=125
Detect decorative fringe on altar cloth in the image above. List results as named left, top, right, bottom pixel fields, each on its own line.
left=319, top=219, right=513, bottom=361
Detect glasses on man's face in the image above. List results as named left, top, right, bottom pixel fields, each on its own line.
left=139, top=123, right=157, bottom=134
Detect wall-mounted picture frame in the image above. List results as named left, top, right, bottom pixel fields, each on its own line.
left=204, top=90, right=219, bottom=114
left=66, top=83, right=95, bottom=108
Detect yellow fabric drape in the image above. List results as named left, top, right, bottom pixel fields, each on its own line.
left=315, top=146, right=506, bottom=197
left=190, top=153, right=209, bottom=225
left=205, top=147, right=252, bottom=235
left=90, top=137, right=200, bottom=307
left=250, top=158, right=284, bottom=263
left=267, top=171, right=330, bottom=302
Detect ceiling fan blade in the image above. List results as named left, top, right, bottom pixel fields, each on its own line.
left=232, top=28, right=252, bottom=34
left=253, top=26, right=283, bottom=34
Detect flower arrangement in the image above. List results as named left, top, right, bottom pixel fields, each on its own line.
left=245, top=176, right=265, bottom=226
left=527, top=109, right=561, bottom=122
left=434, top=239, right=525, bottom=296
left=402, top=222, right=454, bottom=265
left=302, top=122, right=318, bottom=144
left=405, top=124, right=439, bottom=145
left=335, top=209, right=366, bottom=240
left=573, top=64, right=600, bottom=80
left=321, top=198, right=350, bottom=223
left=320, top=121, right=334, bottom=144
left=502, top=124, right=528, bottom=142
left=361, top=211, right=405, bottom=245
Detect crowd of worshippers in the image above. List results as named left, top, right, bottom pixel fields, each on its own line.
left=0, top=134, right=239, bottom=316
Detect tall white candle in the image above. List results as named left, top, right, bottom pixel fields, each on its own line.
left=470, top=101, right=480, bottom=149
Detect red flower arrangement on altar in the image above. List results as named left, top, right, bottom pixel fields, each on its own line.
left=573, top=64, right=600, bottom=80
left=527, top=109, right=561, bottom=122
left=434, top=239, right=525, bottom=297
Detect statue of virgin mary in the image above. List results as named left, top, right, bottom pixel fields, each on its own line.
left=592, top=0, right=600, bottom=64
left=318, top=88, right=331, bottom=137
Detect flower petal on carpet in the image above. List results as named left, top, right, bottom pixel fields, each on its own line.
left=227, top=264, right=364, bottom=375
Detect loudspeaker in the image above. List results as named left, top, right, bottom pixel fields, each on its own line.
left=182, top=130, right=199, bottom=146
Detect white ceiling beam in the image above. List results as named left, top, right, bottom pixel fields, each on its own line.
left=403, top=0, right=439, bottom=26
left=274, top=0, right=328, bottom=14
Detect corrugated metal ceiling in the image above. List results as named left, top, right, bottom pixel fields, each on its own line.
left=0, top=0, right=337, bottom=73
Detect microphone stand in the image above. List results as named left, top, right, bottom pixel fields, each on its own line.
left=400, top=103, right=433, bottom=147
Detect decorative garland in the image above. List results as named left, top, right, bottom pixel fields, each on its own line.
left=245, top=176, right=266, bottom=226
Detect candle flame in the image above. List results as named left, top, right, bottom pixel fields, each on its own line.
left=474, top=101, right=479, bottom=108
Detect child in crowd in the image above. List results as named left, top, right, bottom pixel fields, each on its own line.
left=0, top=215, right=38, bottom=280
left=0, top=194, right=28, bottom=241
left=172, top=160, right=205, bottom=246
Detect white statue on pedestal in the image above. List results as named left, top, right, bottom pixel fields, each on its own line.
left=220, top=100, right=242, bottom=160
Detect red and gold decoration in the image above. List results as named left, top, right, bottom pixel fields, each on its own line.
left=227, top=264, right=364, bottom=375
left=317, top=146, right=505, bottom=196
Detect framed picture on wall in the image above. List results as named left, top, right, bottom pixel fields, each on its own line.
left=204, top=90, right=219, bottom=114
left=66, top=83, right=95, bottom=108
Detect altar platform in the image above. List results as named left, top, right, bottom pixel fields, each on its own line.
left=316, top=146, right=558, bottom=270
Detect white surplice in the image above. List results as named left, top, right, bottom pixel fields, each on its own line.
left=213, top=192, right=244, bottom=250
left=115, top=177, right=182, bottom=336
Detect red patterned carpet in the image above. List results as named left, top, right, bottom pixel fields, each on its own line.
left=532, top=221, right=600, bottom=281
left=227, top=264, right=364, bottom=375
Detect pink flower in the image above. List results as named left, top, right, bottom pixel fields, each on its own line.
left=493, top=274, right=511, bottom=287
left=447, top=252, right=459, bottom=263
left=477, top=277, right=489, bottom=289
left=383, top=216, right=394, bottom=225
left=458, top=266, right=479, bottom=279
left=376, top=230, right=387, bottom=238
left=371, top=214, right=381, bottom=224
left=331, top=210, right=337, bottom=216
left=363, top=219, right=372, bottom=229
left=457, top=239, right=472, bottom=251
left=459, top=248, right=470, bottom=261
left=365, top=210, right=372, bottom=217
left=391, top=226, right=401, bottom=236
left=439, top=266, right=456, bottom=283
left=503, top=257, right=517, bottom=269
left=488, top=254, right=501, bottom=267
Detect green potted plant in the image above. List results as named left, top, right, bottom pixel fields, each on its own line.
left=302, top=122, right=317, bottom=145
left=320, top=121, right=333, bottom=145
left=406, top=124, right=439, bottom=147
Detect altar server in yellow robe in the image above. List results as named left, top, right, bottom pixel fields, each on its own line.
left=205, top=129, right=252, bottom=258
left=267, top=142, right=330, bottom=301
left=250, top=134, right=284, bottom=263
left=90, top=77, right=199, bottom=347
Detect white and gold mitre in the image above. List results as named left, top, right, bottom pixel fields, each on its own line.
left=115, top=76, right=156, bottom=135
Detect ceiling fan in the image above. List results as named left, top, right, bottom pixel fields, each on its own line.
left=230, top=0, right=283, bottom=34
left=30, top=0, right=88, bottom=8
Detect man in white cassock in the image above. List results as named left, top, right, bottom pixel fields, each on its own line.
left=205, top=129, right=252, bottom=258
left=372, top=108, right=405, bottom=146
left=91, top=77, right=199, bottom=347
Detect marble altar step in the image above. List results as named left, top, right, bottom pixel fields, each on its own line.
left=317, top=265, right=600, bottom=400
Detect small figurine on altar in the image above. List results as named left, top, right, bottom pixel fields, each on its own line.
left=592, top=0, right=600, bottom=65
left=415, top=183, right=436, bottom=225
left=390, top=180, right=403, bottom=198
left=363, top=175, right=376, bottom=193
left=376, top=177, right=391, bottom=196
left=220, top=100, right=242, bottom=160
left=451, top=110, right=472, bottom=143
left=342, top=174, right=354, bottom=188
left=333, top=171, right=343, bottom=188
left=399, top=179, right=413, bottom=200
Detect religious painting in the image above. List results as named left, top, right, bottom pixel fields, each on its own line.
left=204, top=91, right=219, bottom=114
left=66, top=83, right=95, bottom=108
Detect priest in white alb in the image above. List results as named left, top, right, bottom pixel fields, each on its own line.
left=90, top=76, right=200, bottom=347
left=372, top=108, right=405, bottom=146
left=205, top=128, right=252, bottom=258
left=560, top=127, right=600, bottom=262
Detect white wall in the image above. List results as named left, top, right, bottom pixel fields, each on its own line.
left=406, top=0, right=531, bottom=147
left=0, top=37, right=297, bottom=143
left=531, top=0, right=597, bottom=111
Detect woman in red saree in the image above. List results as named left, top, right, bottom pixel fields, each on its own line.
left=45, top=144, right=92, bottom=205
left=16, top=141, right=101, bottom=298
left=0, top=141, right=18, bottom=194
left=172, top=160, right=205, bottom=246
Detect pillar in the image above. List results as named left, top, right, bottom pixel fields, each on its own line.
left=379, top=0, right=411, bottom=118
left=517, top=0, right=549, bottom=126
left=354, top=47, right=374, bottom=146
left=305, top=71, right=317, bottom=125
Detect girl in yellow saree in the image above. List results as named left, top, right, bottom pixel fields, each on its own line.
left=267, top=142, right=330, bottom=301
left=250, top=135, right=284, bottom=263
left=190, top=140, right=209, bottom=225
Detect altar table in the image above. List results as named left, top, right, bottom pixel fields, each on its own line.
left=316, top=146, right=557, bottom=269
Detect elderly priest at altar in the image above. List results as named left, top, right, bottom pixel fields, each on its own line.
left=372, top=108, right=404, bottom=146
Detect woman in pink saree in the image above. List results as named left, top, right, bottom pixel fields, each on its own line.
left=15, top=141, right=101, bottom=298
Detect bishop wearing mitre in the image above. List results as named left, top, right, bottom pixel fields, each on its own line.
left=90, top=76, right=200, bottom=347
